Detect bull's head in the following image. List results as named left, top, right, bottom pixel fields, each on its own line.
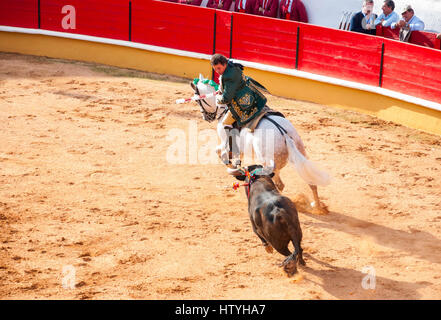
left=228, top=164, right=275, bottom=182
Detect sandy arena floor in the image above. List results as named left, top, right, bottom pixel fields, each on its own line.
left=0, top=52, right=440, bottom=300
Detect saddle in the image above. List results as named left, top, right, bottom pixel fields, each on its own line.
left=233, top=106, right=285, bottom=132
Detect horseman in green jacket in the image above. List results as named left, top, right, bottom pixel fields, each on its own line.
left=211, top=54, right=268, bottom=165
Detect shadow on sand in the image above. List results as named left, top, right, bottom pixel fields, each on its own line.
left=300, top=253, right=430, bottom=299
left=301, top=210, right=441, bottom=265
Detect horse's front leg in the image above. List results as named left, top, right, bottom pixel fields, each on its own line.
left=216, top=122, right=242, bottom=167
left=216, top=122, right=230, bottom=165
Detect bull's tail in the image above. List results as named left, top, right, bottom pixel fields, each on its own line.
left=284, top=134, right=331, bottom=186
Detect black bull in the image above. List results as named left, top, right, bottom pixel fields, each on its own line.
left=231, top=165, right=305, bottom=276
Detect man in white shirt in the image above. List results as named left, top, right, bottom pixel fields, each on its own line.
left=391, top=5, right=425, bottom=31
left=374, top=0, right=399, bottom=27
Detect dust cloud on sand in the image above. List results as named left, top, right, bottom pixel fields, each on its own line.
left=1, top=52, right=440, bottom=299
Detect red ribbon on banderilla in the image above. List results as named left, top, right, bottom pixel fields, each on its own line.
left=233, top=182, right=249, bottom=190
left=232, top=171, right=256, bottom=191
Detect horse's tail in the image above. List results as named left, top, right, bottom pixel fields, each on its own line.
left=284, top=134, right=331, bottom=186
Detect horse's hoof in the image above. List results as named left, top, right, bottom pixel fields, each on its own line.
left=231, top=159, right=241, bottom=168
left=311, top=203, right=329, bottom=215
left=220, top=152, right=230, bottom=165
left=264, top=245, right=273, bottom=254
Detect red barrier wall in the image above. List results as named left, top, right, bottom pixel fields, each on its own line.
left=409, top=31, right=441, bottom=49
left=232, top=13, right=298, bottom=69
left=377, top=25, right=400, bottom=40
left=298, top=24, right=383, bottom=86
left=0, top=0, right=38, bottom=29
left=214, top=10, right=232, bottom=58
left=40, top=0, right=129, bottom=40
left=382, top=38, right=441, bottom=104
left=212, top=10, right=234, bottom=83
left=132, top=0, right=215, bottom=54
left=378, top=26, right=441, bottom=49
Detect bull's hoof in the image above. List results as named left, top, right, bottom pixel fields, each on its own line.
left=280, top=256, right=297, bottom=277
left=283, top=261, right=297, bottom=277
left=264, top=244, right=273, bottom=254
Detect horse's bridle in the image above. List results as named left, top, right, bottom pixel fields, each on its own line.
left=194, top=86, right=224, bottom=123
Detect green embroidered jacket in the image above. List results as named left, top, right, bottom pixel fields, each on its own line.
left=218, top=62, right=267, bottom=126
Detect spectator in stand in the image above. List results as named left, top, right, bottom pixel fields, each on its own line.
left=235, top=0, right=257, bottom=14
left=176, top=0, right=203, bottom=5
left=350, top=0, right=377, bottom=35
left=207, top=0, right=232, bottom=10
left=279, top=0, right=308, bottom=23
left=437, top=33, right=441, bottom=40
left=374, top=0, right=399, bottom=27
left=254, top=0, right=278, bottom=18
left=391, top=5, right=424, bottom=31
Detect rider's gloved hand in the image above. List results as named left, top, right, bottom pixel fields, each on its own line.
left=216, top=94, right=224, bottom=106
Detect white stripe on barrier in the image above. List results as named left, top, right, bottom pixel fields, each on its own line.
left=1, top=25, right=441, bottom=113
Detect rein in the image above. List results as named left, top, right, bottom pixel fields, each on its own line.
left=195, top=86, right=219, bottom=123
left=217, top=107, right=228, bottom=120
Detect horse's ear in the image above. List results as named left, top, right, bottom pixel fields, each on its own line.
left=269, top=172, right=275, bottom=178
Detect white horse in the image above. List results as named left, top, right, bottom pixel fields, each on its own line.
left=191, top=75, right=331, bottom=212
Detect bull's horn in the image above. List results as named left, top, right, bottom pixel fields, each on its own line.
left=227, top=167, right=245, bottom=176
